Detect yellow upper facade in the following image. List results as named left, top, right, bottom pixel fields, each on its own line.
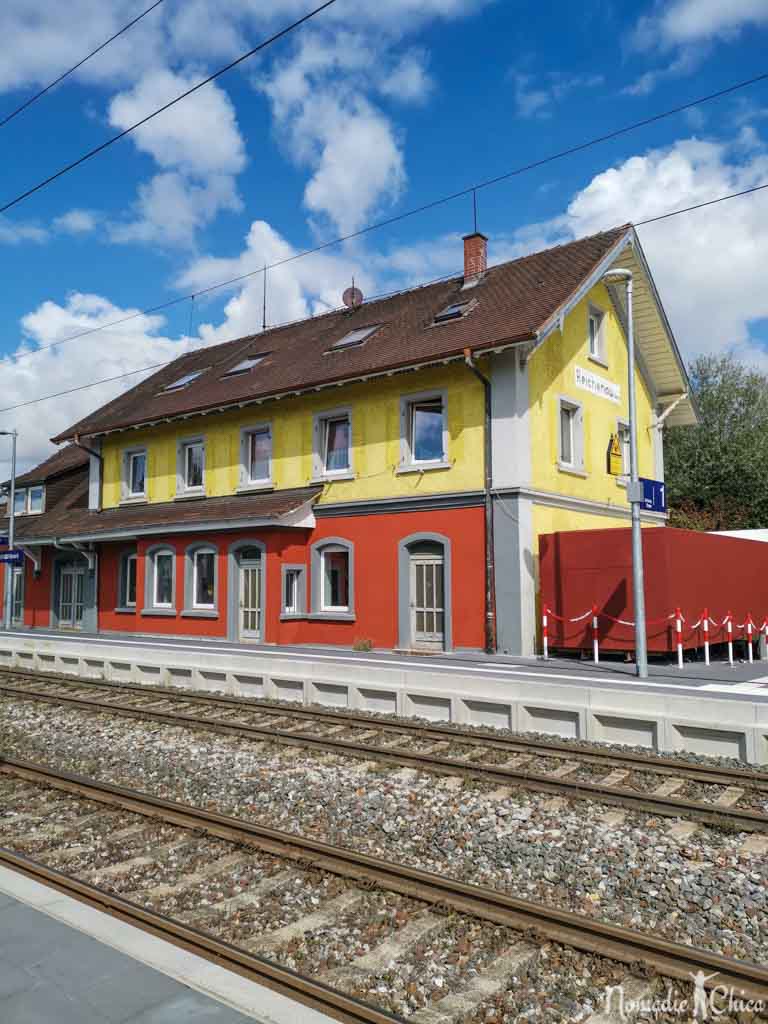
left=101, top=280, right=658, bottom=513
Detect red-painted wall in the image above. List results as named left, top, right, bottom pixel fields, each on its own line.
left=540, top=527, right=768, bottom=653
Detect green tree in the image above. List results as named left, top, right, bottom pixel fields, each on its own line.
left=665, top=354, right=768, bottom=530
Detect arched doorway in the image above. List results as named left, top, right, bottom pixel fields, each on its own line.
left=228, top=541, right=266, bottom=642
left=398, top=534, right=452, bottom=652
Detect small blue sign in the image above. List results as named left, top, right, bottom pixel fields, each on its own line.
left=639, top=477, right=666, bottom=514
left=0, top=550, right=24, bottom=566
left=0, top=535, right=8, bottom=547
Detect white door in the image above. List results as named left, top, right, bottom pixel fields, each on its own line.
left=59, top=568, right=85, bottom=628
left=238, top=551, right=262, bottom=640
left=410, top=549, right=445, bottom=651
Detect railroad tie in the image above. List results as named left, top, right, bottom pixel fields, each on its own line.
left=349, top=729, right=381, bottom=743
left=406, top=942, right=538, bottom=1024
left=9, top=809, right=112, bottom=839
left=126, top=851, right=253, bottom=900
left=549, top=761, right=580, bottom=779
left=79, top=839, right=192, bottom=878
left=741, top=834, right=768, bottom=856
left=176, top=868, right=297, bottom=925
left=599, top=769, right=630, bottom=788
left=321, top=910, right=450, bottom=987
left=651, top=778, right=685, bottom=798
left=713, top=786, right=744, bottom=808
left=244, top=888, right=365, bottom=955
left=502, top=754, right=533, bottom=769
left=583, top=975, right=659, bottom=1023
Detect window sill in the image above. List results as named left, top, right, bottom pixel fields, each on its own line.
left=396, top=461, right=451, bottom=475
left=236, top=483, right=274, bottom=495
left=308, top=611, right=356, bottom=622
left=113, top=606, right=137, bottom=615
left=280, top=613, right=308, bottom=621
left=588, top=354, right=609, bottom=370
left=140, top=608, right=177, bottom=617
left=181, top=609, right=219, bottom=619
left=120, top=495, right=148, bottom=505
left=309, top=473, right=355, bottom=484
left=557, top=463, right=588, bottom=478
left=174, top=491, right=206, bottom=502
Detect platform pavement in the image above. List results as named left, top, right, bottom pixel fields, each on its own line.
left=0, top=867, right=337, bottom=1024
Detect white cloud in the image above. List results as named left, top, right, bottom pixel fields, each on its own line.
left=511, top=70, right=604, bottom=119
left=379, top=51, right=433, bottom=104
left=0, top=293, right=202, bottom=479
left=542, top=136, right=768, bottom=367
left=53, top=210, right=97, bottom=235
left=106, top=68, right=246, bottom=247
left=0, top=218, right=48, bottom=245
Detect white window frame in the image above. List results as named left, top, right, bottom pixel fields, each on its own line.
left=399, top=390, right=449, bottom=471
left=617, top=418, right=631, bottom=482
left=177, top=437, right=206, bottom=496
left=121, top=447, right=147, bottom=502
left=239, top=423, right=273, bottom=490
left=558, top=396, right=585, bottom=474
left=123, top=553, right=138, bottom=608
left=281, top=564, right=306, bottom=618
left=10, top=486, right=45, bottom=517
left=320, top=544, right=351, bottom=612
left=312, top=408, right=354, bottom=481
left=587, top=304, right=607, bottom=366
left=152, top=551, right=175, bottom=608
left=192, top=548, right=216, bottom=610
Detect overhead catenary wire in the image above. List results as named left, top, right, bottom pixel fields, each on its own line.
left=5, top=67, right=768, bottom=371
left=2, top=177, right=768, bottom=417
left=0, top=1, right=167, bottom=130
left=0, top=0, right=339, bottom=215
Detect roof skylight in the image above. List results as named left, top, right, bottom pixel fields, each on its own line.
left=163, top=369, right=206, bottom=392
left=223, top=352, right=270, bottom=377
left=433, top=301, right=470, bottom=325
left=330, top=324, right=381, bottom=351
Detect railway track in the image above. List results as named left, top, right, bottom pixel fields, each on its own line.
left=2, top=754, right=768, bottom=1018
left=1, top=668, right=767, bottom=832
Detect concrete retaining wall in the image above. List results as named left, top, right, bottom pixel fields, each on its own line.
left=1, top=634, right=767, bottom=765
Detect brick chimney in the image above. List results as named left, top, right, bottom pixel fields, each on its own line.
left=463, top=232, right=488, bottom=282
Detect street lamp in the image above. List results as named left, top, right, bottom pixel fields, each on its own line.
left=601, top=269, right=648, bottom=679
left=0, top=430, right=18, bottom=631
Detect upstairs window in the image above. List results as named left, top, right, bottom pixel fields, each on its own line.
left=163, top=369, right=207, bottom=392
left=11, top=487, right=44, bottom=516
left=559, top=397, right=584, bottom=472
left=330, top=325, right=381, bottom=351
left=13, top=489, right=26, bottom=516
left=241, top=426, right=272, bottom=486
left=123, top=449, right=147, bottom=501
left=28, top=486, right=44, bottom=514
left=179, top=439, right=205, bottom=494
left=400, top=392, right=448, bottom=469
left=588, top=306, right=606, bottom=364
left=314, top=410, right=352, bottom=478
left=223, top=353, right=270, bottom=377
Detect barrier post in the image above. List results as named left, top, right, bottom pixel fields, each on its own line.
left=702, top=608, right=710, bottom=667
left=675, top=607, right=683, bottom=669
left=726, top=612, right=734, bottom=667
left=592, top=604, right=599, bottom=664
left=746, top=615, right=754, bottom=665
left=760, top=618, right=768, bottom=661
left=542, top=605, right=549, bottom=661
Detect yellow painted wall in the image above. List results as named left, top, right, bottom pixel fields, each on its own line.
left=527, top=282, right=655, bottom=504
left=101, top=364, right=485, bottom=509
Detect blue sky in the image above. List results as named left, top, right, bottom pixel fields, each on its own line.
left=1, top=0, right=768, bottom=474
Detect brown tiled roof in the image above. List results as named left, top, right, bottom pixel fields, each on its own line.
left=2, top=486, right=321, bottom=544
left=53, top=226, right=631, bottom=442
left=6, top=444, right=89, bottom=488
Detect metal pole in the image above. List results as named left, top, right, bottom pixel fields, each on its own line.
left=625, top=275, right=648, bottom=678
left=4, top=430, right=17, bottom=630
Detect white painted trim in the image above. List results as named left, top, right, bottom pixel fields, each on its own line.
left=399, top=388, right=449, bottom=469
left=239, top=422, right=273, bottom=490
left=557, top=394, right=585, bottom=473
left=176, top=435, right=206, bottom=497
left=312, top=406, right=354, bottom=481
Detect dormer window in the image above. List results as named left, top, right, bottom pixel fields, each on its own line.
left=12, top=486, right=44, bottom=516
left=223, top=353, right=270, bottom=377
left=433, top=301, right=470, bottom=325
left=329, top=325, right=381, bottom=351
left=163, top=369, right=206, bottom=392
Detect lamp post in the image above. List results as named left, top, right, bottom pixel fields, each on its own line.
left=1, top=430, right=18, bottom=631
left=601, top=269, right=648, bottom=679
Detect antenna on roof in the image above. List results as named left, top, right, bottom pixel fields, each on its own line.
left=343, top=276, right=364, bottom=310
left=472, top=189, right=478, bottom=234
left=262, top=265, right=268, bottom=332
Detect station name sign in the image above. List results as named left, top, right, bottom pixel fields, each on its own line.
left=575, top=365, right=620, bottom=404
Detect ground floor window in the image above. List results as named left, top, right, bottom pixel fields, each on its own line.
left=193, top=549, right=215, bottom=608
left=146, top=547, right=175, bottom=610
left=322, top=547, right=349, bottom=610
left=121, top=553, right=137, bottom=608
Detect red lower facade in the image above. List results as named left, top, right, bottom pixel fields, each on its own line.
left=3, top=506, right=486, bottom=652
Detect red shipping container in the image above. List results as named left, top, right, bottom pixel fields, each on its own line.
left=539, top=527, right=768, bottom=654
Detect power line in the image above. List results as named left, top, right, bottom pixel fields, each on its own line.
left=2, top=178, right=767, bottom=417
left=5, top=66, right=768, bottom=369
left=0, top=1, right=166, bottom=130
left=0, top=0, right=339, bottom=215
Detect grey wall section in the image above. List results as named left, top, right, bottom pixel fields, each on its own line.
left=88, top=439, right=102, bottom=511
left=50, top=552, right=98, bottom=633
left=492, top=493, right=536, bottom=656
left=397, top=533, right=452, bottom=652
left=490, top=349, right=531, bottom=489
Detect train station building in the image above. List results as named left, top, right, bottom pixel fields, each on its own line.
left=0, top=225, right=696, bottom=656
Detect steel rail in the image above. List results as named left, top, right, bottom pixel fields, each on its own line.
left=0, top=846, right=402, bottom=1024
left=2, top=679, right=767, bottom=832
left=2, top=754, right=767, bottom=1000
left=2, top=665, right=766, bottom=790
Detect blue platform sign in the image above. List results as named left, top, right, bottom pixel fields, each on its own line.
left=0, top=535, right=8, bottom=547
left=0, top=550, right=24, bottom=566
left=639, top=478, right=666, bottom=514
